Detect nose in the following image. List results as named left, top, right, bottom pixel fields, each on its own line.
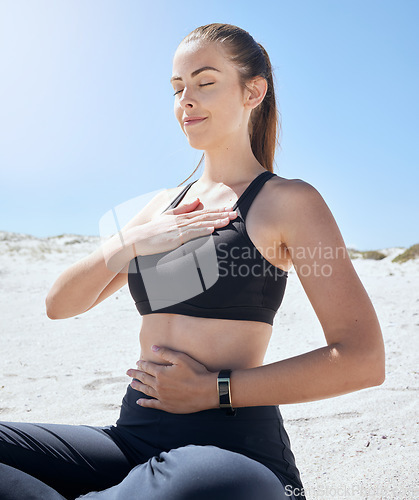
left=178, top=87, right=195, bottom=109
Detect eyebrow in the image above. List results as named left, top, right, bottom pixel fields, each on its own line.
left=170, top=66, right=220, bottom=83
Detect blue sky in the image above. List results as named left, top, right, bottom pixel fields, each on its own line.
left=0, top=0, right=417, bottom=250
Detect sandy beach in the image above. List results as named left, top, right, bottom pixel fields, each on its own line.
left=0, top=231, right=417, bottom=499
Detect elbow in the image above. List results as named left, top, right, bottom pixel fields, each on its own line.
left=45, top=292, right=90, bottom=319
left=358, top=344, right=386, bottom=388
left=370, top=358, right=386, bottom=387
left=45, top=295, right=59, bottom=320
left=46, top=310, right=60, bottom=320
left=45, top=293, right=66, bottom=320
left=337, top=338, right=385, bottom=391
left=368, top=334, right=386, bottom=386
left=365, top=362, right=385, bottom=388
left=340, top=323, right=386, bottom=389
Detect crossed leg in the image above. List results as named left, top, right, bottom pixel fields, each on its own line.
left=0, top=422, right=288, bottom=499
left=0, top=422, right=131, bottom=499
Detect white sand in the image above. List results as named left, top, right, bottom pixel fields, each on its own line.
left=0, top=231, right=417, bottom=499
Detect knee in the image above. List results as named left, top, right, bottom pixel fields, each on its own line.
left=154, top=445, right=286, bottom=499
left=0, top=463, right=66, bottom=500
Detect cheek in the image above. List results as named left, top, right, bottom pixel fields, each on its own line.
left=215, top=96, right=244, bottom=128
left=212, top=86, right=243, bottom=117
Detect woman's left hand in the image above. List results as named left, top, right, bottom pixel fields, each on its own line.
left=126, top=345, right=218, bottom=413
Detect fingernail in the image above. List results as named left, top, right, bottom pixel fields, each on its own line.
left=136, top=399, right=143, bottom=406
left=151, top=345, right=160, bottom=352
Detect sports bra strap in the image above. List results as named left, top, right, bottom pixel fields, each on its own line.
left=234, top=171, right=275, bottom=220
left=161, top=181, right=198, bottom=213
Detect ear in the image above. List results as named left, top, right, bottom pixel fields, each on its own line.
left=244, top=76, right=268, bottom=111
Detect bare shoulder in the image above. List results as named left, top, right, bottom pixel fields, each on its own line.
left=264, top=176, right=327, bottom=241
left=268, top=175, right=322, bottom=204
left=267, top=175, right=350, bottom=273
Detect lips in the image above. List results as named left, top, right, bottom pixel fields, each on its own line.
left=183, top=116, right=207, bottom=125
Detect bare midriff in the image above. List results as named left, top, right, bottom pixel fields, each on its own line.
left=139, top=313, right=273, bottom=372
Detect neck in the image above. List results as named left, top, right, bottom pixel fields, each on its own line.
left=198, top=133, right=266, bottom=187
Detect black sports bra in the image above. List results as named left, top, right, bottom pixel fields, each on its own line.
left=128, top=171, right=288, bottom=325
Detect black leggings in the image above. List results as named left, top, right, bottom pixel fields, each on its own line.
left=0, top=386, right=305, bottom=499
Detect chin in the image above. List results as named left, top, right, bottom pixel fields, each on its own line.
left=187, top=144, right=206, bottom=152
left=184, top=136, right=211, bottom=151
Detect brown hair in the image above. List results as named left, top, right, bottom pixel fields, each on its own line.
left=176, top=23, right=281, bottom=186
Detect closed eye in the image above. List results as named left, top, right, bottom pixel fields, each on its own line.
left=173, top=83, right=214, bottom=97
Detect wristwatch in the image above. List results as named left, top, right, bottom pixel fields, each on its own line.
left=217, top=369, right=236, bottom=416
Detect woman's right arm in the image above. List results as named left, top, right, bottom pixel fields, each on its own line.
left=45, top=189, right=173, bottom=320
left=45, top=190, right=237, bottom=319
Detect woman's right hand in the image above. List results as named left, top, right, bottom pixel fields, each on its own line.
left=125, top=198, right=237, bottom=257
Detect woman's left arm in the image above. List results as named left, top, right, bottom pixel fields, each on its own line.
left=128, top=180, right=385, bottom=411
left=227, top=179, right=385, bottom=407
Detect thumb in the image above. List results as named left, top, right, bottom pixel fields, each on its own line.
left=171, top=198, right=200, bottom=215
left=151, top=345, right=180, bottom=364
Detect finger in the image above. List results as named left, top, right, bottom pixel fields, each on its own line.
left=194, top=205, right=237, bottom=213
left=169, top=198, right=201, bottom=215
left=130, top=378, right=156, bottom=396
left=137, top=398, right=163, bottom=410
left=181, top=210, right=237, bottom=221
left=176, top=215, right=236, bottom=237
left=175, top=215, right=230, bottom=229
left=211, top=215, right=236, bottom=226
left=127, top=369, right=156, bottom=387
left=174, top=212, right=238, bottom=244
left=126, top=368, right=143, bottom=379
left=151, top=345, right=183, bottom=365
left=135, top=360, right=159, bottom=377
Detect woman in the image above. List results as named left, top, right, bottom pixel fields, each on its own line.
left=0, top=23, right=385, bottom=499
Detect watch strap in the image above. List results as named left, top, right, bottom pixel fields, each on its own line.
left=217, top=369, right=236, bottom=416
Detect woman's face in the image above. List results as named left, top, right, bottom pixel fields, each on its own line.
left=171, top=41, right=251, bottom=151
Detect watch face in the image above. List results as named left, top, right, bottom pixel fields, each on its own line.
left=218, top=380, right=230, bottom=405
left=219, top=381, right=229, bottom=398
